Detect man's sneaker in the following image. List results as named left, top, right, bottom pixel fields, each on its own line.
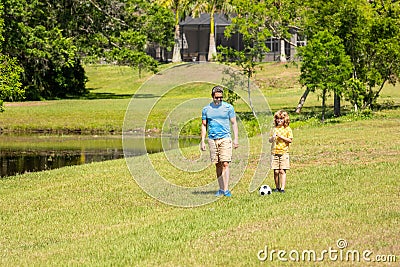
left=272, top=188, right=280, bottom=192
left=215, top=189, right=224, bottom=197
left=223, top=190, right=232, bottom=197
left=280, top=189, right=285, bottom=193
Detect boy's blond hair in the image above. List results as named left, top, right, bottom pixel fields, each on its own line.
left=273, top=110, right=290, bottom=127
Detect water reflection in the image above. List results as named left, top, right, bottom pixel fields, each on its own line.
left=0, top=134, right=199, bottom=178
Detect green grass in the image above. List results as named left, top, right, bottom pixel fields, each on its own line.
left=0, top=64, right=154, bottom=133
left=1, top=116, right=399, bottom=266
left=0, top=63, right=399, bottom=266
left=1, top=62, right=399, bottom=133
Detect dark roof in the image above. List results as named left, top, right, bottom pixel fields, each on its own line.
left=180, top=13, right=231, bottom=26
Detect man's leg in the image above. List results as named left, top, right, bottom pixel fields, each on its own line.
left=217, top=138, right=233, bottom=196
left=222, top=161, right=230, bottom=191
left=216, top=162, right=223, bottom=190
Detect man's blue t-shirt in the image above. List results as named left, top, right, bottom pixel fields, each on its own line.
left=202, top=101, right=236, bottom=140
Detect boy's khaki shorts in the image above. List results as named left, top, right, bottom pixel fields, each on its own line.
left=271, top=153, right=290, bottom=170
left=208, top=138, right=232, bottom=163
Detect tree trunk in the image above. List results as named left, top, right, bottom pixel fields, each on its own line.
left=334, top=92, right=341, bottom=117
left=208, top=13, right=217, bottom=61
left=321, top=89, right=327, bottom=122
left=172, top=24, right=181, bottom=63
left=247, top=76, right=256, bottom=118
left=279, top=39, right=287, bottom=63
left=295, top=87, right=310, bottom=113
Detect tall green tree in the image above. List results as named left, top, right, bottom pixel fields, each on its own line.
left=157, top=0, right=190, bottom=62
left=356, top=0, right=400, bottom=108
left=264, top=0, right=303, bottom=62
left=217, top=0, right=273, bottom=115
left=0, top=2, right=24, bottom=110
left=58, top=0, right=174, bottom=72
left=2, top=0, right=86, bottom=100
left=1, top=0, right=174, bottom=99
left=191, top=0, right=235, bottom=61
left=298, top=30, right=352, bottom=122
left=0, top=55, right=24, bottom=111
left=107, top=1, right=174, bottom=75
left=297, top=0, right=353, bottom=114
left=300, top=0, right=400, bottom=111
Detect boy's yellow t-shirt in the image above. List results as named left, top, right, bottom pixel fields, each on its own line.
left=270, top=126, right=293, bottom=155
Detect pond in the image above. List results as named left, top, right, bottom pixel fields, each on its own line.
left=0, top=133, right=200, bottom=178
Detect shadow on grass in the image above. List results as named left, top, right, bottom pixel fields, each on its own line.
left=81, top=88, right=160, bottom=100
left=192, top=190, right=216, bottom=195
left=66, top=89, right=133, bottom=100
left=85, top=92, right=133, bottom=99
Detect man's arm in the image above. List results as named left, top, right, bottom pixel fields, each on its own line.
left=200, top=119, right=207, bottom=151
left=230, top=117, right=239, bottom=149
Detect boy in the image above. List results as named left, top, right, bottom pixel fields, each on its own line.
left=269, top=110, right=293, bottom=193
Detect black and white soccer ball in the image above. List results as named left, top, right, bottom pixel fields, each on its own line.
left=259, top=185, right=272, bottom=196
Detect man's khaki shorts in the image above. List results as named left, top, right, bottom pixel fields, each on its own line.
left=271, top=153, right=290, bottom=170
left=208, top=138, right=232, bottom=163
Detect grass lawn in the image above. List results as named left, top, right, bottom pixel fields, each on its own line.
left=0, top=63, right=399, bottom=266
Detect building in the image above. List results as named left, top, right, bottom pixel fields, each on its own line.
left=148, top=13, right=305, bottom=62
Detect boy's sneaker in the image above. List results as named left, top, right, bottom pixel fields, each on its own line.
left=272, top=188, right=280, bottom=192
left=223, top=190, right=232, bottom=197
left=215, top=189, right=224, bottom=197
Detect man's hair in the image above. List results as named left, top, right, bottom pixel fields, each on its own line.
left=211, top=85, right=224, bottom=96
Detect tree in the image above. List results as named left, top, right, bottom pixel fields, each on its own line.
left=157, top=0, right=190, bottom=63
left=264, top=0, right=302, bottom=62
left=356, top=0, right=400, bottom=108
left=191, top=0, right=235, bottom=61
left=0, top=55, right=24, bottom=111
left=0, top=3, right=24, bottom=111
left=2, top=0, right=86, bottom=100
left=62, top=0, right=173, bottom=72
left=1, top=0, right=174, bottom=99
left=217, top=0, right=273, bottom=115
left=299, top=0, right=400, bottom=112
left=107, top=1, right=174, bottom=75
left=298, top=30, right=352, bottom=122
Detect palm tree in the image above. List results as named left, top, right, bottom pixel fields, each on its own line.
left=157, top=0, right=190, bottom=62
left=191, top=0, right=234, bottom=61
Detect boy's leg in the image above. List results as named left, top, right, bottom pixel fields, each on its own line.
left=274, top=169, right=280, bottom=190
left=279, top=169, right=286, bottom=191
left=271, top=154, right=281, bottom=190
left=279, top=154, right=290, bottom=192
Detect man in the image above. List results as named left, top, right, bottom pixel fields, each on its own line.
left=201, top=86, right=239, bottom=197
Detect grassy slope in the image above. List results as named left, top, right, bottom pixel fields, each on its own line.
left=0, top=65, right=145, bottom=133
left=0, top=63, right=399, bottom=266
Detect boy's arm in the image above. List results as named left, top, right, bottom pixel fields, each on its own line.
left=277, top=135, right=292, bottom=143
left=276, top=129, right=293, bottom=143
left=269, top=129, right=276, bottom=143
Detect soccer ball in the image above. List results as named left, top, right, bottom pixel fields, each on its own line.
left=259, top=185, right=272, bottom=196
